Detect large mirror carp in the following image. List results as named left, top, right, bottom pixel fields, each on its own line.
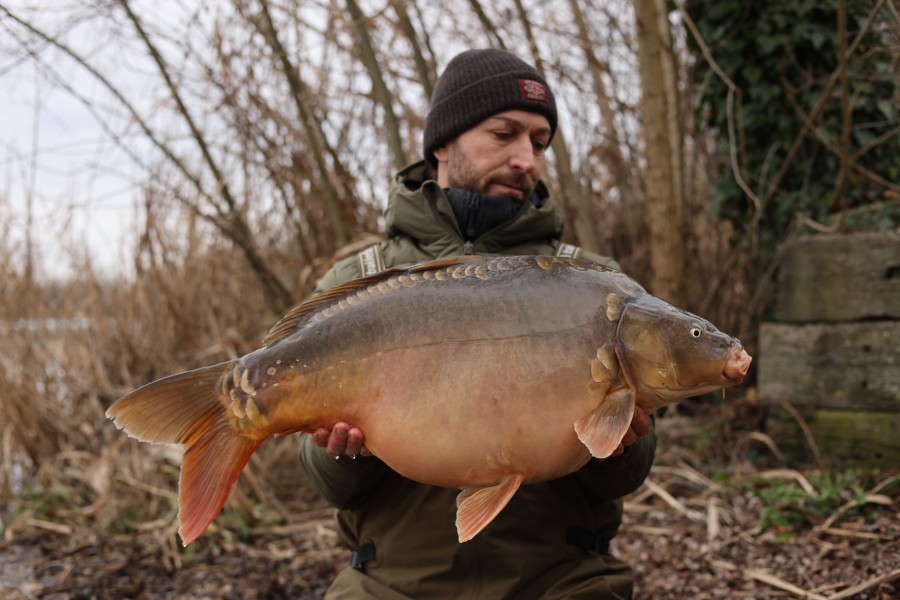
left=107, top=255, right=752, bottom=544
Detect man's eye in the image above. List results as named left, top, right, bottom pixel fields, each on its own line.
left=532, top=141, right=548, bottom=152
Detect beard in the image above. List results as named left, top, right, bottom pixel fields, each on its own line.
left=445, top=144, right=536, bottom=200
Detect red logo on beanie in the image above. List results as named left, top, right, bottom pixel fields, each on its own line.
left=518, top=79, right=548, bottom=104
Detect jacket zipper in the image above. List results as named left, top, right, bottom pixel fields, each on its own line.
left=463, top=196, right=480, bottom=255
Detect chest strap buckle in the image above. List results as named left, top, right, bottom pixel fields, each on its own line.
left=350, top=540, right=376, bottom=570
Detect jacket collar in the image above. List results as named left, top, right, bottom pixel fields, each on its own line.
left=385, top=161, right=564, bottom=254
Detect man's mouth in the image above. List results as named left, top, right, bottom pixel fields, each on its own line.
left=487, top=174, right=533, bottom=199
left=489, top=183, right=525, bottom=198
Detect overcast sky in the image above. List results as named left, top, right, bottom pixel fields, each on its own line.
left=2, top=69, right=140, bottom=279
left=0, top=2, right=177, bottom=281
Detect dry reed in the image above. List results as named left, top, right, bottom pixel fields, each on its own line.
left=0, top=200, right=324, bottom=550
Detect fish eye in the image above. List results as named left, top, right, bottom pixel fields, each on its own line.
left=690, top=326, right=703, bottom=338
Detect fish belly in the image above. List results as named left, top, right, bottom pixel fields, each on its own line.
left=319, top=331, right=599, bottom=489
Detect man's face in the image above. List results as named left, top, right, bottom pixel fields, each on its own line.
left=433, top=110, right=551, bottom=201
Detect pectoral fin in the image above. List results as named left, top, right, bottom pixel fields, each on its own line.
left=574, top=389, right=635, bottom=459
left=456, top=474, right=523, bottom=542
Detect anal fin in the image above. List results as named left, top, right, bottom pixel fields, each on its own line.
left=456, top=474, right=523, bottom=542
left=574, top=389, right=635, bottom=459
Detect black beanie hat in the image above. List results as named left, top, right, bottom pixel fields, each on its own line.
left=423, top=49, right=557, bottom=167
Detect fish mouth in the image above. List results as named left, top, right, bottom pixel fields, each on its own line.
left=722, top=347, right=752, bottom=383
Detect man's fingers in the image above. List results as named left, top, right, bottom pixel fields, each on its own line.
left=310, top=422, right=370, bottom=458
left=620, top=427, right=638, bottom=448
left=344, top=427, right=371, bottom=457
left=326, top=422, right=351, bottom=457
left=344, top=427, right=365, bottom=457
left=632, top=408, right=653, bottom=437
left=310, top=427, right=331, bottom=448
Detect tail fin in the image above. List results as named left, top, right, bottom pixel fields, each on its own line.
left=106, top=362, right=264, bottom=545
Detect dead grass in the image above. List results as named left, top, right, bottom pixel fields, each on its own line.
left=2, top=405, right=897, bottom=599
left=1, top=202, right=895, bottom=599
left=617, top=410, right=900, bottom=599
left=0, top=211, right=308, bottom=549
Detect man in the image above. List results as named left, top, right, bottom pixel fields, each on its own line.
left=299, top=48, right=655, bottom=599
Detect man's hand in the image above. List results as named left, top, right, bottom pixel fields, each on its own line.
left=604, top=406, right=653, bottom=459
left=310, top=421, right=371, bottom=459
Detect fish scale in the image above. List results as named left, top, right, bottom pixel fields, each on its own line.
left=106, top=254, right=751, bottom=545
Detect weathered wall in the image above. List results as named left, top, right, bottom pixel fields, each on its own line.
left=758, top=229, right=900, bottom=468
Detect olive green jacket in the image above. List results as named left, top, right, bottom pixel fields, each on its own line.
left=299, top=161, right=655, bottom=599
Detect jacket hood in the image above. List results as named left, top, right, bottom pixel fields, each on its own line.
left=385, top=161, right=565, bottom=255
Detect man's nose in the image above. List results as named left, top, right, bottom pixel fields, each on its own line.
left=507, top=136, right=537, bottom=172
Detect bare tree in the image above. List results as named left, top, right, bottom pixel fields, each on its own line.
left=2, top=0, right=739, bottom=311
left=389, top=0, right=437, bottom=99
left=345, top=0, right=408, bottom=170
left=633, top=0, right=686, bottom=303
left=115, top=0, right=296, bottom=314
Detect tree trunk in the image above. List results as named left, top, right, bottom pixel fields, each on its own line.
left=390, top=0, right=436, bottom=100
left=569, top=0, right=642, bottom=252
left=466, top=0, right=507, bottom=49
left=570, top=0, right=628, bottom=186
left=634, top=0, right=685, bottom=304
left=254, top=0, right=350, bottom=250
left=513, top=0, right=603, bottom=253
left=345, top=0, right=408, bottom=170
left=118, top=0, right=294, bottom=314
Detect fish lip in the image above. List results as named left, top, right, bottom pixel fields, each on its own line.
left=722, top=347, right=752, bottom=383
left=724, top=371, right=745, bottom=385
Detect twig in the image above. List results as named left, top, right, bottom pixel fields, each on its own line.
left=134, top=515, right=177, bottom=532
left=827, top=567, right=900, bottom=600
left=742, top=431, right=786, bottom=464
left=706, top=496, right=721, bottom=543
left=652, top=464, right=716, bottom=490
left=756, top=469, right=817, bottom=496
left=761, top=0, right=889, bottom=204
left=642, top=478, right=705, bottom=522
left=675, top=461, right=717, bottom=489
left=821, top=493, right=895, bottom=533
left=25, top=517, right=73, bottom=536
left=868, top=473, right=900, bottom=496
left=676, top=2, right=762, bottom=215
left=782, top=77, right=900, bottom=195
left=744, top=568, right=828, bottom=600
left=851, top=124, right=900, bottom=162
left=625, top=486, right=658, bottom=506
left=623, top=524, right=678, bottom=536
left=830, top=0, right=850, bottom=210
left=117, top=473, right=176, bottom=499
left=817, top=527, right=891, bottom=541
left=250, top=519, right=338, bottom=537
left=776, top=398, right=823, bottom=469
left=817, top=472, right=900, bottom=533
left=794, top=213, right=845, bottom=234
left=710, top=559, right=737, bottom=572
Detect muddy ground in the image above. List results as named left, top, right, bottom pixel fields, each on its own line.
left=2, top=413, right=898, bottom=599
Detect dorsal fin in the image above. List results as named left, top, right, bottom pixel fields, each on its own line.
left=263, top=255, right=489, bottom=346
left=408, top=255, right=486, bottom=273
